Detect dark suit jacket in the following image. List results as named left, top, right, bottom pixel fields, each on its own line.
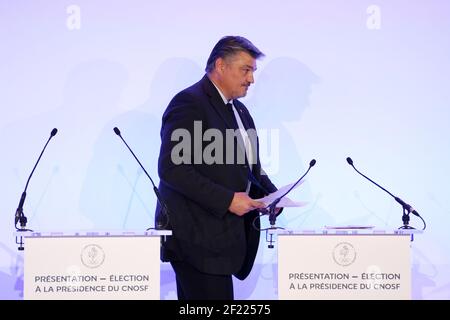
left=155, top=75, right=278, bottom=280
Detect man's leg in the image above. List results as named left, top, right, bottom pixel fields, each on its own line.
left=171, top=261, right=234, bottom=300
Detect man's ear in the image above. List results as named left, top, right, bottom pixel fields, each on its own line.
left=215, top=57, right=225, bottom=73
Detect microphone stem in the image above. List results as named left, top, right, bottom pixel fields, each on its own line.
left=14, top=129, right=56, bottom=233
left=351, top=164, right=396, bottom=198
left=117, top=135, right=158, bottom=189
left=24, top=135, right=53, bottom=192
left=276, top=165, right=311, bottom=201
left=267, top=161, right=315, bottom=227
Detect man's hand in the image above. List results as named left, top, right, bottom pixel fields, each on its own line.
left=229, top=192, right=265, bottom=216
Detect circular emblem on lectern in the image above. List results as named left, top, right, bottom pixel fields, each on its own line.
left=332, top=242, right=356, bottom=266
left=81, top=244, right=105, bottom=268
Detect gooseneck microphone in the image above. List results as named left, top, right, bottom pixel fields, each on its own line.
left=346, top=157, right=426, bottom=230
left=268, top=159, right=317, bottom=227
left=15, top=128, right=58, bottom=232
left=113, top=127, right=169, bottom=230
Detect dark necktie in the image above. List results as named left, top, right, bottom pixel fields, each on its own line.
left=226, top=102, right=239, bottom=130
left=226, top=102, right=255, bottom=193
left=226, top=102, right=246, bottom=154
left=225, top=104, right=269, bottom=195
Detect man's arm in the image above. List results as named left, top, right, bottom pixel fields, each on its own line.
left=158, top=92, right=235, bottom=218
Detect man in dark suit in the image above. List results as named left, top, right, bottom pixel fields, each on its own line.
left=156, top=36, right=280, bottom=300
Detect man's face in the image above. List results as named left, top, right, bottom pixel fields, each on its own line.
left=219, top=51, right=256, bottom=100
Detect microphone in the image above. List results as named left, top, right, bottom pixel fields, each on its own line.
left=15, top=128, right=58, bottom=230
left=346, top=157, right=425, bottom=229
left=113, top=127, right=169, bottom=230
left=267, top=159, right=316, bottom=227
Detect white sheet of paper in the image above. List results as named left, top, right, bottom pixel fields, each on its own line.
left=255, top=180, right=307, bottom=207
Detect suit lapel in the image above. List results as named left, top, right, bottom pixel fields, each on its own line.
left=233, top=100, right=261, bottom=178
left=200, top=75, right=260, bottom=185
left=201, top=75, right=236, bottom=129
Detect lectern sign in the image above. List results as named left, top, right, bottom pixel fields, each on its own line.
left=24, top=231, right=168, bottom=300
left=278, top=233, right=411, bottom=300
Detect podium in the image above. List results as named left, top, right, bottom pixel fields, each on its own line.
left=19, top=230, right=171, bottom=300
left=272, top=228, right=421, bottom=300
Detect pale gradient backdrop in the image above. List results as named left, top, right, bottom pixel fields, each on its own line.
left=1, top=0, right=449, bottom=299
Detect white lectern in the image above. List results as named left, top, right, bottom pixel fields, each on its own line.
left=272, top=228, right=421, bottom=300
left=19, top=230, right=171, bottom=300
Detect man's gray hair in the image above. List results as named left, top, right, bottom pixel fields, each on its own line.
left=205, top=36, right=264, bottom=73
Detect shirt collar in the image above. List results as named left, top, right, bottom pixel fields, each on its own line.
left=209, top=77, right=233, bottom=105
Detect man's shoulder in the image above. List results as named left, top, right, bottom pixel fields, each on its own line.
left=170, top=76, right=209, bottom=104
left=161, top=76, right=210, bottom=120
